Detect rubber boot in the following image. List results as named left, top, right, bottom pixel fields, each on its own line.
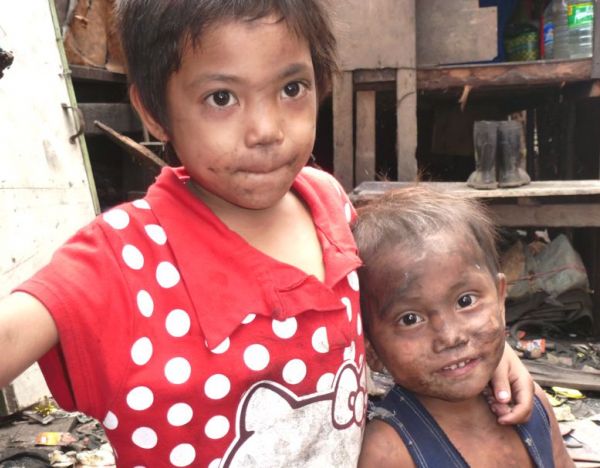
left=467, top=121, right=498, bottom=189
left=498, top=120, right=531, bottom=188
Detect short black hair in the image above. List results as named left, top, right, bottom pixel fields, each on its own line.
left=116, top=0, right=337, bottom=132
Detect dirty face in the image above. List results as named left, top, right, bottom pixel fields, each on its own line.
left=364, top=232, right=507, bottom=402
left=148, top=15, right=317, bottom=211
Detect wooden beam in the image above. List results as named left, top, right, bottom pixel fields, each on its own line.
left=353, top=59, right=593, bottom=92
left=355, top=91, right=376, bottom=185
left=592, top=0, right=600, bottom=79
left=79, top=103, right=142, bottom=135
left=396, top=68, right=418, bottom=181
left=350, top=180, right=600, bottom=203
left=333, top=71, right=354, bottom=191
left=489, top=203, right=600, bottom=227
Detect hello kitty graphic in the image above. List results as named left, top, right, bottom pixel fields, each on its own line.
left=221, top=361, right=366, bottom=467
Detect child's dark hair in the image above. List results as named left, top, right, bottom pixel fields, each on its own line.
left=352, top=186, right=500, bottom=331
left=116, top=0, right=337, bottom=132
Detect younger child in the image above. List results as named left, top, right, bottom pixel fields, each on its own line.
left=0, top=1, right=533, bottom=466
left=354, top=187, right=573, bottom=468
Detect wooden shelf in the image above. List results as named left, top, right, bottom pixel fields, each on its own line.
left=70, top=65, right=127, bottom=84
left=350, top=180, right=600, bottom=228
left=353, top=58, right=594, bottom=93
left=352, top=180, right=600, bottom=201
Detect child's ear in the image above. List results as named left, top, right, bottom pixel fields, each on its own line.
left=365, top=338, right=386, bottom=373
left=129, top=84, right=170, bottom=142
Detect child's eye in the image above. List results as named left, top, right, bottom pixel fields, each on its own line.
left=281, top=81, right=306, bottom=99
left=457, top=294, right=476, bottom=308
left=206, top=90, right=237, bottom=108
left=397, top=312, right=424, bottom=327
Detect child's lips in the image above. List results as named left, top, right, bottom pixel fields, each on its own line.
left=437, top=357, right=480, bottom=377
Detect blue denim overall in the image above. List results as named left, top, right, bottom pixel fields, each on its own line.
left=370, top=385, right=555, bottom=468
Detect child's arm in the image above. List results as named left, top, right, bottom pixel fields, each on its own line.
left=358, top=419, right=415, bottom=468
left=534, top=384, right=575, bottom=467
left=0, top=292, right=58, bottom=388
left=489, top=342, right=534, bottom=425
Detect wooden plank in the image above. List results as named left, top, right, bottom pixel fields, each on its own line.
left=354, top=59, right=593, bottom=91
left=351, top=180, right=600, bottom=202
left=330, top=0, right=416, bottom=71
left=79, top=102, right=142, bottom=135
left=332, top=71, right=354, bottom=191
left=355, top=91, right=376, bottom=185
left=70, top=64, right=127, bottom=83
left=523, top=360, right=600, bottom=392
left=592, top=0, right=600, bottom=79
left=416, top=0, right=497, bottom=66
left=396, top=69, right=418, bottom=181
left=490, top=203, right=600, bottom=227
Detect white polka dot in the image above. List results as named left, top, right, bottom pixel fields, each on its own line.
left=272, top=317, right=297, bottom=339
left=131, top=337, right=153, bottom=365
left=103, top=209, right=129, bottom=230
left=282, top=359, right=306, bottom=385
left=316, top=373, right=335, bottom=392
left=344, top=341, right=356, bottom=362
left=167, top=403, right=193, bottom=427
left=242, top=313, right=256, bottom=324
left=208, top=459, right=221, bottom=468
left=330, top=178, right=343, bottom=196
left=165, top=357, right=191, bottom=384
left=156, top=261, right=180, bottom=288
left=341, top=297, right=352, bottom=321
left=357, top=313, right=363, bottom=336
left=209, top=337, right=230, bottom=354
left=166, top=309, right=191, bottom=337
left=103, top=411, right=118, bottom=430
left=344, top=203, right=352, bottom=223
left=122, top=244, right=144, bottom=270
left=137, top=290, right=154, bottom=317
left=127, top=386, right=154, bottom=411
left=205, top=415, right=230, bottom=439
left=243, top=344, right=270, bottom=371
left=170, top=444, right=196, bottom=467
left=312, top=327, right=329, bottom=353
left=347, top=271, right=360, bottom=291
left=204, top=374, right=231, bottom=400
left=145, top=224, right=167, bottom=245
left=133, top=199, right=151, bottom=210
left=132, top=427, right=158, bottom=449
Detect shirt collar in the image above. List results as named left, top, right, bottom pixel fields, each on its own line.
left=146, top=167, right=361, bottom=348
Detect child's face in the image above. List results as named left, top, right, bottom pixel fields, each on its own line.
left=142, top=16, right=318, bottom=210
left=364, top=232, right=507, bottom=403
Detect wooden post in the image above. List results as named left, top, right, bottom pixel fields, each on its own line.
left=355, top=90, right=376, bottom=185
left=396, top=68, right=418, bottom=181
left=333, top=71, right=354, bottom=191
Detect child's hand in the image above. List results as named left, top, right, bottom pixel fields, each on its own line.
left=487, top=342, right=534, bottom=425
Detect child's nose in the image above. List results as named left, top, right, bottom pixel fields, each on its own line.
left=431, top=315, right=469, bottom=353
left=245, top=101, right=284, bottom=147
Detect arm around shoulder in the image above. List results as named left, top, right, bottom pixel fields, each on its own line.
left=358, top=418, right=416, bottom=468
left=0, top=292, right=58, bottom=388
left=534, top=384, right=575, bottom=468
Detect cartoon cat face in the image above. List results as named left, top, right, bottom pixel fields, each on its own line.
left=222, top=362, right=365, bottom=467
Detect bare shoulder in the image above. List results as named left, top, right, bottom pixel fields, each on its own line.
left=358, top=419, right=416, bottom=468
left=0, top=292, right=58, bottom=388
left=534, top=384, right=575, bottom=467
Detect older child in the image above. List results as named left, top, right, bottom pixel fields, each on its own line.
left=1, top=1, right=532, bottom=466
left=354, top=187, right=573, bottom=468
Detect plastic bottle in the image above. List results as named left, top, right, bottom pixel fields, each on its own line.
left=567, top=0, right=594, bottom=58
left=552, top=0, right=594, bottom=59
left=542, top=1, right=556, bottom=58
